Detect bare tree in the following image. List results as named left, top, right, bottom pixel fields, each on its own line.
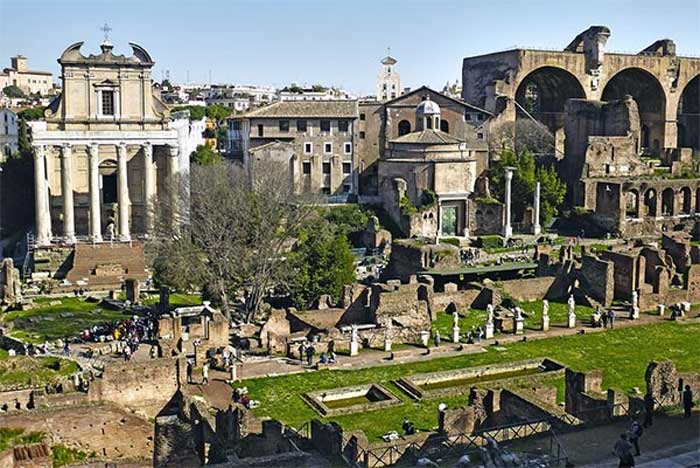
left=149, top=160, right=320, bottom=322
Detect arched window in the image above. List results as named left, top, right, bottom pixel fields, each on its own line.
left=426, top=117, right=433, bottom=129
left=398, top=120, right=411, bottom=136
left=440, top=119, right=449, bottom=133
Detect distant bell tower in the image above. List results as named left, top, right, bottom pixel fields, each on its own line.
left=376, top=48, right=401, bottom=101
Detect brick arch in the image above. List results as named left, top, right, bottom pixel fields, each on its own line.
left=602, top=67, right=667, bottom=154
left=513, top=65, right=587, bottom=132
left=677, top=74, right=700, bottom=149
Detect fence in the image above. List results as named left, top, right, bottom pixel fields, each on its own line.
left=350, top=419, right=568, bottom=468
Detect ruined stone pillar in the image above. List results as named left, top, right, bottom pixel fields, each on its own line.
left=60, top=144, right=76, bottom=243
left=32, top=145, right=51, bottom=246
left=87, top=144, right=102, bottom=242
left=504, top=167, right=514, bottom=238
left=142, top=143, right=155, bottom=234
left=533, top=181, right=541, bottom=236
left=117, top=143, right=131, bottom=241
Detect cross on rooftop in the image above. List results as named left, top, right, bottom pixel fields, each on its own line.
left=100, top=22, right=112, bottom=42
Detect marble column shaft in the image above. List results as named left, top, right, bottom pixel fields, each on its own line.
left=117, top=143, right=131, bottom=241
left=60, top=144, right=76, bottom=243
left=33, top=145, right=51, bottom=245
left=88, top=144, right=102, bottom=241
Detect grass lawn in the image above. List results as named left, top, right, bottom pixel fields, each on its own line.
left=0, top=427, right=43, bottom=452
left=241, top=321, right=699, bottom=441
left=1, top=297, right=127, bottom=343
left=431, top=300, right=595, bottom=339
left=0, top=349, right=78, bottom=390
left=141, top=292, right=201, bottom=309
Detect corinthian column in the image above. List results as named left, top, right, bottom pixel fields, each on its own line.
left=167, top=144, right=180, bottom=225
left=87, top=144, right=102, bottom=242
left=60, top=143, right=76, bottom=243
left=142, top=143, right=155, bottom=234
left=33, top=145, right=51, bottom=246
left=117, top=143, right=131, bottom=241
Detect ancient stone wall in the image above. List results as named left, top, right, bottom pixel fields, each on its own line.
left=498, top=276, right=557, bottom=302
left=89, top=357, right=181, bottom=417
left=579, top=254, right=614, bottom=305
left=599, top=250, right=638, bottom=300
left=468, top=199, right=504, bottom=235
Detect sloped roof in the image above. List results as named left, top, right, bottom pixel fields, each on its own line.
left=242, top=100, right=358, bottom=119
left=390, top=129, right=464, bottom=145
left=384, top=85, right=492, bottom=116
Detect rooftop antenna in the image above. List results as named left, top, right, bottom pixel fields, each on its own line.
left=100, top=22, right=112, bottom=43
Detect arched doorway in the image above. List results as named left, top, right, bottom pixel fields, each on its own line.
left=644, top=189, right=657, bottom=217
left=681, top=187, right=692, bottom=214
left=678, top=75, right=700, bottom=149
left=398, top=120, right=411, bottom=136
left=661, top=188, right=675, bottom=216
left=515, top=67, right=586, bottom=134
left=602, top=68, right=666, bottom=155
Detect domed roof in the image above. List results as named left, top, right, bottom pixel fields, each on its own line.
left=416, top=96, right=441, bottom=115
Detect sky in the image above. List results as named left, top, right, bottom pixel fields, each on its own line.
left=1, top=0, right=699, bottom=96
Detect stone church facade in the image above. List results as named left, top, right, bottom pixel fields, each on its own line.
left=29, top=40, right=188, bottom=245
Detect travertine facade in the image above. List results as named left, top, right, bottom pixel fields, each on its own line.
left=29, top=40, right=188, bottom=245
left=0, top=55, right=53, bottom=96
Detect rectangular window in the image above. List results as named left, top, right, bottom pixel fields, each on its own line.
left=338, top=120, right=349, bottom=132
left=279, top=120, right=289, bottom=132
left=342, top=184, right=351, bottom=193
left=302, top=161, right=311, bottom=175
left=101, top=90, right=115, bottom=116
left=360, top=113, right=366, bottom=121
left=257, top=124, right=264, bottom=137
left=464, top=112, right=472, bottom=121
left=320, top=120, right=331, bottom=132
left=477, top=114, right=485, bottom=121
left=297, top=119, right=307, bottom=132
left=343, top=162, right=351, bottom=174
left=477, top=132, right=484, bottom=139
left=304, top=142, right=312, bottom=154
left=324, top=142, right=332, bottom=154
left=231, top=121, right=241, bottom=131
left=359, top=131, right=365, bottom=139
left=322, top=162, right=331, bottom=174
left=321, top=187, right=331, bottom=195
left=344, top=142, right=352, bottom=154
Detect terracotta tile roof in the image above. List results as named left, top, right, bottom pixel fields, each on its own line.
left=390, top=129, right=464, bottom=145
left=242, top=100, right=358, bottom=119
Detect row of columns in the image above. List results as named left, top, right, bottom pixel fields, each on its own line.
left=33, top=142, right=179, bottom=246
left=502, top=168, right=541, bottom=238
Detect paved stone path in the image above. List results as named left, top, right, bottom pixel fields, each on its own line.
left=572, top=412, right=700, bottom=467
left=228, top=312, right=698, bottom=382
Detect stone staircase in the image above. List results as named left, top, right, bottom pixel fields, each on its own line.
left=65, top=242, right=148, bottom=289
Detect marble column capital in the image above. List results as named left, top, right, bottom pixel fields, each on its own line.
left=32, top=145, right=46, bottom=159
left=87, top=143, right=100, bottom=157
left=117, top=143, right=128, bottom=156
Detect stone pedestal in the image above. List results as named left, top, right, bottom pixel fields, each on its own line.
left=384, top=338, right=392, bottom=352
left=541, top=316, right=550, bottom=331
left=452, top=327, right=460, bottom=343
left=349, top=341, right=359, bottom=357
left=567, top=314, right=576, bottom=329
left=230, top=364, right=238, bottom=382
left=419, top=330, right=430, bottom=347
left=680, top=302, right=691, bottom=314
left=657, top=304, right=665, bottom=317
left=630, top=307, right=640, bottom=320
left=485, top=323, right=494, bottom=339
left=513, top=318, right=524, bottom=335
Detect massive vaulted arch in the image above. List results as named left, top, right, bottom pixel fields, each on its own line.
left=515, top=66, right=587, bottom=133
left=602, top=68, right=666, bottom=155
left=677, top=74, right=700, bottom=149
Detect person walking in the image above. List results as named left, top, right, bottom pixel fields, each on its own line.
left=643, top=392, right=654, bottom=428
left=601, top=309, right=609, bottom=329
left=683, top=385, right=695, bottom=418
left=628, top=420, right=643, bottom=456
left=613, top=433, right=635, bottom=467
left=608, top=309, right=616, bottom=329
left=305, top=344, right=315, bottom=366
left=186, top=360, right=193, bottom=384
left=434, top=331, right=441, bottom=348
left=201, top=362, right=209, bottom=385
